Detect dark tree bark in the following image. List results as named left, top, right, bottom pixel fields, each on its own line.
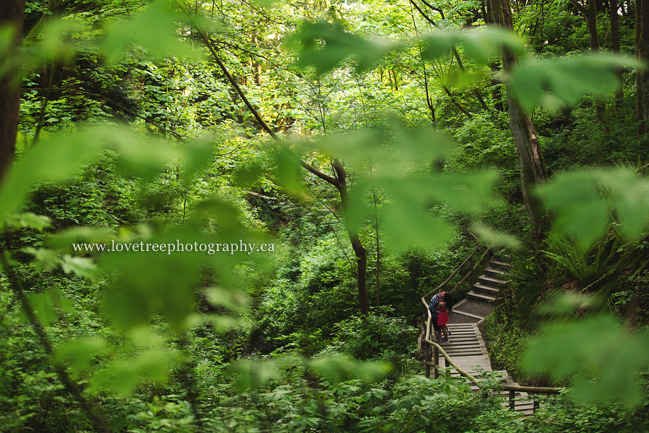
left=569, top=0, right=600, bottom=51
left=637, top=0, right=644, bottom=134
left=640, top=0, right=649, bottom=130
left=490, top=0, right=548, bottom=225
left=0, top=0, right=25, bottom=182
left=610, top=0, right=623, bottom=104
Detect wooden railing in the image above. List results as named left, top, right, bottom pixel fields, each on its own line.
left=422, top=338, right=561, bottom=413
left=418, top=241, right=562, bottom=414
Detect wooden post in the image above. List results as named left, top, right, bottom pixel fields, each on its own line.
left=469, top=253, right=475, bottom=286
left=434, top=346, right=439, bottom=379
left=509, top=390, right=515, bottom=411
left=533, top=396, right=539, bottom=412
left=425, top=345, right=431, bottom=378
left=444, top=355, right=449, bottom=378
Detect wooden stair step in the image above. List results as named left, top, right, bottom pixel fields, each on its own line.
left=472, top=282, right=500, bottom=295
left=483, top=266, right=506, bottom=275
left=478, top=275, right=508, bottom=285
left=451, top=309, right=484, bottom=320
left=465, top=290, right=496, bottom=302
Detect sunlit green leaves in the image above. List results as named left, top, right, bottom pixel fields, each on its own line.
left=460, top=28, right=526, bottom=63
left=509, top=55, right=640, bottom=111
left=103, top=0, right=202, bottom=64
left=521, top=314, right=649, bottom=407
left=290, top=23, right=526, bottom=75
left=290, top=21, right=396, bottom=74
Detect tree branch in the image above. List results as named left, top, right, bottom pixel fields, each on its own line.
left=408, top=0, right=438, bottom=27
left=568, top=0, right=588, bottom=15
left=419, top=0, right=445, bottom=19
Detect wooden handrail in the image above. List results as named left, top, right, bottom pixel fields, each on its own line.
left=423, top=339, right=562, bottom=394
left=425, top=339, right=480, bottom=386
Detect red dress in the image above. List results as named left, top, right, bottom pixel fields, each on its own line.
left=437, top=306, right=449, bottom=326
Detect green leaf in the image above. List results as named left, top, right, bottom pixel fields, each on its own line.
left=308, top=356, right=391, bottom=384
left=23, top=247, right=61, bottom=271
left=61, top=256, right=97, bottom=278
left=290, top=21, right=395, bottom=74
left=102, top=0, right=203, bottom=64
left=231, top=359, right=281, bottom=392
left=26, top=18, right=88, bottom=67
left=509, top=54, right=640, bottom=111
left=23, top=289, right=74, bottom=326
left=440, top=71, right=483, bottom=89
left=521, top=313, right=649, bottom=407
left=461, top=28, right=526, bottom=64
left=89, top=349, right=180, bottom=396
left=0, top=129, right=104, bottom=224
left=204, top=287, right=249, bottom=313
left=470, top=222, right=521, bottom=249
left=274, top=145, right=303, bottom=195
left=420, top=32, right=460, bottom=61
left=5, top=213, right=52, bottom=231
left=597, top=169, right=649, bottom=238
left=537, top=170, right=609, bottom=250
left=54, top=337, right=108, bottom=374
left=234, top=163, right=264, bottom=188
left=48, top=227, right=114, bottom=253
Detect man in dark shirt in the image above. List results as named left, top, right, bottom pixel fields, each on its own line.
left=429, top=290, right=446, bottom=342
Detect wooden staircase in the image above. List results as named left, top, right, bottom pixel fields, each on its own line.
left=422, top=249, right=560, bottom=415
left=439, top=323, right=536, bottom=416
left=452, top=254, right=510, bottom=322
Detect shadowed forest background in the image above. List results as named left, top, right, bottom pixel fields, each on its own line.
left=2, top=0, right=649, bottom=431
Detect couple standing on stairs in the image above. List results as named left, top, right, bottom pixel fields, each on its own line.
left=429, top=290, right=454, bottom=343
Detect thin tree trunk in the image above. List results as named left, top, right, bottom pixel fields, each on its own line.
left=0, top=0, right=24, bottom=181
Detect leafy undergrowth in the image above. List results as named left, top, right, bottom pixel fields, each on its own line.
left=481, top=309, right=545, bottom=386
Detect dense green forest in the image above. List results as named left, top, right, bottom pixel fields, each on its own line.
left=2, top=0, right=649, bottom=431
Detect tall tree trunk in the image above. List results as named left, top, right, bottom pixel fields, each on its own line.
left=637, top=0, right=644, bottom=134
left=0, top=0, right=24, bottom=182
left=490, top=0, right=548, bottom=225
left=333, top=159, right=369, bottom=315
left=640, top=0, right=649, bottom=129
left=570, top=0, right=605, bottom=119
left=610, top=0, right=623, bottom=103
